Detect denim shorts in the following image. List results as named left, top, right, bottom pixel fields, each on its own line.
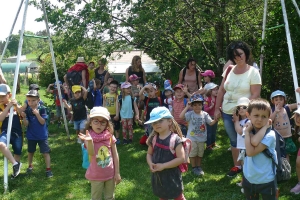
left=27, top=139, right=51, bottom=153
left=0, top=130, right=22, bottom=155
left=222, top=112, right=237, bottom=147
left=74, top=119, right=87, bottom=131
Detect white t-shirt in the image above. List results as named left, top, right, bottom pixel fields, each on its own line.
left=164, top=96, right=174, bottom=112
left=236, top=118, right=248, bottom=149
left=222, top=66, right=261, bottom=115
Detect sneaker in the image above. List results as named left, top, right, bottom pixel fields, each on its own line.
left=68, top=120, right=73, bottom=124
left=128, top=139, right=133, bottom=144
left=116, top=138, right=121, bottom=145
left=123, top=139, right=128, bottom=145
left=12, top=162, right=22, bottom=178
left=26, top=167, right=33, bottom=174
left=290, top=183, right=300, bottom=194
left=206, top=147, right=213, bottom=151
left=46, top=170, right=53, bottom=178
left=192, top=167, right=200, bottom=175
left=197, top=167, right=204, bottom=176
left=227, top=166, right=242, bottom=177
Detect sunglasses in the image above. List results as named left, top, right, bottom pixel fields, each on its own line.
left=237, top=106, right=248, bottom=111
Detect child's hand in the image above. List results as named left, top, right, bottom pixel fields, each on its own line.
left=32, top=109, right=39, bottom=115
left=114, top=173, right=121, bottom=185
left=275, top=104, right=282, bottom=113
left=232, top=112, right=239, bottom=122
left=244, top=121, right=253, bottom=132
left=21, top=112, right=26, bottom=118
left=113, top=115, right=119, bottom=121
left=62, top=99, right=67, bottom=104
left=135, top=115, right=139, bottom=121
left=78, top=130, right=92, bottom=141
left=148, top=162, right=156, bottom=173
left=263, top=119, right=272, bottom=129
left=183, top=85, right=188, bottom=93
left=152, top=163, right=165, bottom=172
left=296, top=87, right=300, bottom=94
left=8, top=99, right=17, bottom=107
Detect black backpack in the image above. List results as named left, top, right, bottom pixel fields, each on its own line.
left=86, top=91, right=95, bottom=109
left=66, top=71, right=82, bottom=87
left=263, top=128, right=291, bottom=182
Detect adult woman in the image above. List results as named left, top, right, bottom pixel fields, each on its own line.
left=178, top=58, right=202, bottom=94
left=125, top=55, right=146, bottom=86
left=214, top=41, right=261, bottom=177
left=94, top=58, right=110, bottom=91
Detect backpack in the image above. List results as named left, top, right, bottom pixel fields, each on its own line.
left=86, top=91, right=95, bottom=109
left=66, top=70, right=82, bottom=87
left=152, top=133, right=192, bottom=173
left=182, top=67, right=199, bottom=89
left=144, top=97, right=162, bottom=119
left=262, top=128, right=291, bottom=182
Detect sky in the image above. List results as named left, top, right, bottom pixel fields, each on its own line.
left=0, top=1, right=56, bottom=41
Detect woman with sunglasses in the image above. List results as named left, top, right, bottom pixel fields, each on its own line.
left=214, top=41, right=262, bottom=177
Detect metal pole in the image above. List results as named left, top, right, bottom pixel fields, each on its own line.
left=0, top=0, right=24, bottom=65
left=281, top=0, right=300, bottom=105
left=4, top=0, right=29, bottom=193
left=41, top=0, right=70, bottom=138
left=292, top=0, right=300, bottom=18
left=259, top=0, right=268, bottom=80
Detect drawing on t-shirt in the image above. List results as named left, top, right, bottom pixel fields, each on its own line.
left=106, top=97, right=115, bottom=107
left=96, top=146, right=111, bottom=168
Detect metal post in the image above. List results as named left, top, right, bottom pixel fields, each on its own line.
left=292, top=0, right=300, bottom=18
left=259, top=0, right=268, bottom=80
left=4, top=0, right=29, bottom=193
left=281, top=0, right=300, bottom=105
left=41, top=0, right=70, bottom=139
left=0, top=0, right=24, bottom=65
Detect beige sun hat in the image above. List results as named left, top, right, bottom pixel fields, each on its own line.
left=237, top=97, right=250, bottom=106
left=89, top=107, right=110, bottom=120
left=77, top=57, right=85, bottom=63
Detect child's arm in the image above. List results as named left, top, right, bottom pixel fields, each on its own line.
left=32, top=108, right=46, bottom=125
left=46, top=83, right=54, bottom=93
left=93, top=79, right=96, bottom=90
left=152, top=143, right=185, bottom=171
left=233, top=113, right=243, bottom=135
left=114, top=98, right=120, bottom=121
left=21, top=112, right=28, bottom=127
left=82, top=86, right=88, bottom=100
left=146, top=145, right=155, bottom=172
left=62, top=99, right=72, bottom=111
left=0, top=100, right=17, bottom=121
left=270, top=105, right=279, bottom=122
left=288, top=103, right=298, bottom=111
left=111, top=142, right=121, bottom=184
left=103, top=94, right=107, bottom=108
left=139, top=85, right=148, bottom=101
left=133, top=100, right=139, bottom=121
left=248, top=119, right=272, bottom=147
left=78, top=130, right=95, bottom=156
left=179, top=104, right=190, bottom=119
left=183, top=85, right=191, bottom=98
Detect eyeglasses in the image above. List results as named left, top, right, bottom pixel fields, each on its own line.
left=92, top=119, right=108, bottom=126
left=237, top=106, right=247, bottom=111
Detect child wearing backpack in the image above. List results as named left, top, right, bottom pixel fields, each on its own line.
left=204, top=83, right=219, bottom=150
left=172, top=84, right=191, bottom=137
left=243, top=98, right=277, bottom=199
left=78, top=107, right=121, bottom=200
left=22, top=90, right=53, bottom=178
left=86, top=78, right=102, bottom=109
left=270, top=90, right=297, bottom=162
left=139, top=83, right=162, bottom=137
left=179, top=94, right=218, bottom=176
left=118, top=82, right=139, bottom=144
left=103, top=80, right=120, bottom=144
left=145, top=106, right=186, bottom=200
left=63, top=85, right=88, bottom=142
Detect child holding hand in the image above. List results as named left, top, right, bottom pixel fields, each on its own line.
left=78, top=107, right=121, bottom=200
left=146, top=106, right=186, bottom=200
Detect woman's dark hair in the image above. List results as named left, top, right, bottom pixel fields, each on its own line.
left=185, top=58, right=196, bottom=69
left=227, top=41, right=251, bottom=64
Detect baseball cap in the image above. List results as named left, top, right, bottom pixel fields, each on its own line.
left=0, top=84, right=11, bottom=95
left=29, top=84, right=39, bottom=90
left=173, top=84, right=184, bottom=90
left=145, top=82, right=157, bottom=90
left=26, top=90, right=40, bottom=98
left=201, top=70, right=215, bottom=78
left=129, top=74, right=141, bottom=81
left=190, top=94, right=204, bottom=103
left=121, top=82, right=132, bottom=89
left=144, top=106, right=173, bottom=124
left=89, top=106, right=110, bottom=120
left=164, top=79, right=172, bottom=89
left=72, top=85, right=81, bottom=93
left=270, top=90, right=286, bottom=100
left=237, top=97, right=250, bottom=106
left=204, top=83, right=218, bottom=90
left=54, top=81, right=62, bottom=88
left=164, top=86, right=173, bottom=92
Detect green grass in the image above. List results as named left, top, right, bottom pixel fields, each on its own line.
left=0, top=86, right=298, bottom=199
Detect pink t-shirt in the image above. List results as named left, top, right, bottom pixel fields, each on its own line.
left=85, top=129, right=116, bottom=181
left=204, top=96, right=216, bottom=117
left=173, top=98, right=188, bottom=126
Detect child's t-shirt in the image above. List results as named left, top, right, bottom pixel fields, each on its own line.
left=204, top=96, right=215, bottom=117
left=243, top=128, right=277, bottom=184
left=25, top=106, right=48, bottom=140
left=85, top=129, right=116, bottom=181
left=236, top=118, right=248, bottom=150
left=93, top=89, right=102, bottom=107
left=103, top=93, right=117, bottom=115
left=272, top=106, right=292, bottom=138
left=120, top=95, right=134, bottom=119
left=70, top=97, right=87, bottom=121
left=148, top=133, right=183, bottom=199
left=185, top=111, right=213, bottom=142
left=0, top=104, right=22, bottom=135
left=164, top=96, right=174, bottom=112
left=172, top=98, right=187, bottom=126
left=144, top=97, right=161, bottom=121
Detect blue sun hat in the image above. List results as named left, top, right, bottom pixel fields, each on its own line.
left=190, top=94, right=204, bottom=103
left=144, top=106, right=173, bottom=124
left=270, top=90, right=286, bottom=100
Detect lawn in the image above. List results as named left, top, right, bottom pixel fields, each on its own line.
left=0, top=86, right=298, bottom=199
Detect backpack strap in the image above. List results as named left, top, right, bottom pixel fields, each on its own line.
left=182, top=67, right=186, bottom=82
left=224, top=65, right=233, bottom=81
left=152, top=134, right=157, bottom=150
left=196, top=69, right=199, bottom=89
left=183, top=98, right=187, bottom=106
left=169, top=133, right=176, bottom=154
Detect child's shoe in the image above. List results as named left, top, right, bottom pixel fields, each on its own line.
left=116, top=138, right=121, bottom=145
left=46, top=170, right=53, bottom=178
left=227, top=166, right=242, bottom=177
left=197, top=167, right=204, bottom=176
left=290, top=183, right=300, bottom=194
left=123, top=139, right=128, bottom=145
left=192, top=167, right=200, bottom=175
left=12, top=162, right=22, bottom=178
left=26, top=167, right=33, bottom=174
left=128, top=139, right=133, bottom=144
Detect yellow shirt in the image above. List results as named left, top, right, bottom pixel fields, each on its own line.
left=88, top=68, right=95, bottom=81
left=103, top=93, right=118, bottom=115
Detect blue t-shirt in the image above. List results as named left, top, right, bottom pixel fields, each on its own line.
left=93, top=89, right=103, bottom=107
left=243, top=128, right=277, bottom=184
left=26, top=106, right=48, bottom=140
left=0, top=105, right=22, bottom=135
left=120, top=95, right=134, bottom=119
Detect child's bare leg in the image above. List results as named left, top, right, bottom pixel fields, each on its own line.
left=190, top=157, right=196, bottom=168
left=14, top=154, right=21, bottom=163
left=43, top=153, right=51, bottom=168
left=196, top=156, right=202, bottom=167
left=28, top=152, right=34, bottom=166
left=0, top=142, right=17, bottom=164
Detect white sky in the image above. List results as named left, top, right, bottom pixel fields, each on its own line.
left=0, top=0, right=57, bottom=41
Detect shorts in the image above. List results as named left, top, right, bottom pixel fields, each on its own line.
left=74, top=119, right=86, bottom=131
left=27, top=139, right=51, bottom=153
left=284, top=137, right=297, bottom=154
left=0, top=130, right=22, bottom=155
left=110, top=115, right=120, bottom=131
left=189, top=141, right=205, bottom=157
left=56, top=106, right=67, bottom=118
